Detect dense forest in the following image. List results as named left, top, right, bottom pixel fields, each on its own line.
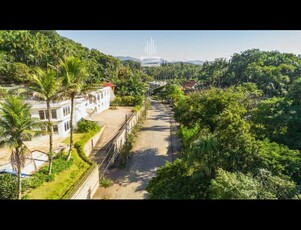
left=0, top=30, right=150, bottom=103
left=147, top=49, right=301, bottom=199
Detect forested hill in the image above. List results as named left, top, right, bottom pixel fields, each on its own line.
left=146, top=49, right=301, bottom=98
left=0, top=30, right=121, bottom=84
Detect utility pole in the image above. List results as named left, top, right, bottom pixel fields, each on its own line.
left=125, top=114, right=128, bottom=142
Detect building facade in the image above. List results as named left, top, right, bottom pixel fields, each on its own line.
left=28, top=86, right=111, bottom=137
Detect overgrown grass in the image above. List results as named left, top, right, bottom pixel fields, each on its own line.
left=24, top=150, right=89, bottom=199
left=24, top=129, right=101, bottom=199
left=74, top=130, right=99, bottom=164
left=24, top=152, right=74, bottom=190
left=62, top=133, right=85, bottom=145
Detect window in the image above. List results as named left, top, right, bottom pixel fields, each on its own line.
left=64, top=121, right=70, bottom=131
left=101, top=93, right=103, bottom=99
left=51, top=110, right=57, bottom=119
left=63, top=106, right=70, bottom=116
left=97, top=94, right=100, bottom=100
left=89, top=97, right=93, bottom=104
left=39, top=110, right=45, bottom=120
left=39, top=110, right=57, bottom=120
left=53, top=125, right=58, bottom=134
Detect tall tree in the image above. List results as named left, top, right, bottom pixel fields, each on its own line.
left=0, top=96, right=40, bottom=199
left=60, top=56, right=87, bottom=161
left=29, top=67, right=61, bottom=174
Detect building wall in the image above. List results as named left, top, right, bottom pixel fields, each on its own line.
left=28, top=87, right=111, bottom=138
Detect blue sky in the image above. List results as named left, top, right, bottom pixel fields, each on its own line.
left=57, top=31, right=301, bottom=62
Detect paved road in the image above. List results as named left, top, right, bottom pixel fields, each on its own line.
left=93, top=100, right=174, bottom=199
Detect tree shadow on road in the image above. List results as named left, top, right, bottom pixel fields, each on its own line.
left=104, top=148, right=170, bottom=197
left=140, top=125, right=170, bottom=132
left=147, top=114, right=171, bottom=121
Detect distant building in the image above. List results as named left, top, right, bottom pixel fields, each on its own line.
left=180, top=80, right=198, bottom=94
left=148, top=81, right=167, bottom=94
left=102, top=81, right=115, bottom=92
left=141, top=56, right=163, bottom=67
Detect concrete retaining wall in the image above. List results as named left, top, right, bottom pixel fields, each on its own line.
left=69, top=127, right=104, bottom=199
left=108, top=106, right=145, bottom=166
left=84, top=128, right=105, bottom=156
left=70, top=165, right=99, bottom=199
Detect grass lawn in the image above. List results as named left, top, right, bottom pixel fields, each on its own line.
left=62, top=133, right=85, bottom=145
left=25, top=150, right=90, bottom=199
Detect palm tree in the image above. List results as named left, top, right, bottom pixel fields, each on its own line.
left=29, top=67, right=61, bottom=174
left=60, top=56, right=87, bottom=161
left=0, top=96, right=40, bottom=199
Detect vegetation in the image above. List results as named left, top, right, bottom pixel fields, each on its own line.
left=60, top=56, right=88, bottom=161
left=147, top=84, right=301, bottom=199
left=100, top=177, right=113, bottom=188
left=74, top=130, right=99, bottom=164
left=0, top=96, right=41, bottom=199
left=77, top=119, right=101, bottom=133
left=25, top=128, right=96, bottom=199
left=111, top=66, right=147, bottom=106
left=24, top=152, right=74, bottom=190
left=152, top=83, right=184, bottom=106
left=0, top=30, right=150, bottom=199
left=24, top=150, right=89, bottom=199
left=2, top=31, right=301, bottom=199
left=0, top=174, right=18, bottom=199
left=29, top=67, right=61, bottom=174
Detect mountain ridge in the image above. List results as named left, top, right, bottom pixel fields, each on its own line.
left=116, top=56, right=204, bottom=65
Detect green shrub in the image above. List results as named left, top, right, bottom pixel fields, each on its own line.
left=77, top=119, right=101, bottom=133
left=74, top=130, right=96, bottom=164
left=25, top=154, right=74, bottom=189
left=132, top=105, right=141, bottom=112
left=100, top=177, right=113, bottom=188
left=111, top=96, right=143, bottom=106
left=0, top=174, right=18, bottom=199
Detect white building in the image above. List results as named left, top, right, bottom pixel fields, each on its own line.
left=28, top=86, right=112, bottom=137
left=141, top=56, right=164, bottom=67
left=148, top=81, right=167, bottom=94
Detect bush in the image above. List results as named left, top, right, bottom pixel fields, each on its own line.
left=100, top=177, right=113, bottom=188
left=0, top=174, right=18, bottom=199
left=111, top=95, right=143, bottom=106
left=77, top=119, right=101, bottom=133
left=132, top=105, right=141, bottom=112
left=74, top=130, right=96, bottom=164
left=25, top=154, right=74, bottom=189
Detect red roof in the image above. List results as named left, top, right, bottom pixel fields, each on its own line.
left=181, top=80, right=197, bottom=88
left=103, top=82, right=115, bottom=87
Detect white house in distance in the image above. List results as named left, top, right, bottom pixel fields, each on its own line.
left=148, top=81, right=167, bottom=94
left=141, top=56, right=164, bottom=67
left=28, top=86, right=112, bottom=137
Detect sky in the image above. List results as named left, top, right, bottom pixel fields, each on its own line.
left=57, top=31, right=301, bottom=62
